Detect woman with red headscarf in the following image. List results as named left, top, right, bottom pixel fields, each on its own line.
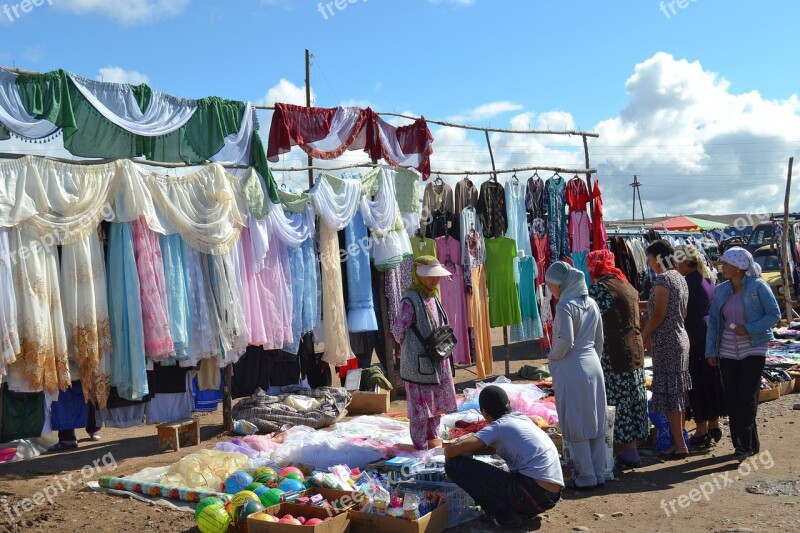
left=587, top=250, right=649, bottom=467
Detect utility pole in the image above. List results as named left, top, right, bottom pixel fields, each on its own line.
left=305, top=49, right=314, bottom=189
left=631, top=175, right=645, bottom=224
left=781, top=157, right=794, bottom=321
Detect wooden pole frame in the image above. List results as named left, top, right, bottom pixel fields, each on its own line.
left=781, top=157, right=794, bottom=322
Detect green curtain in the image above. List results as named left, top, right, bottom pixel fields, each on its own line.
left=14, top=69, right=279, bottom=204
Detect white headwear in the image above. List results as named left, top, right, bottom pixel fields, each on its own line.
left=721, top=247, right=761, bottom=278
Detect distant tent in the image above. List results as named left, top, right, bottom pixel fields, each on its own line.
left=656, top=216, right=728, bottom=231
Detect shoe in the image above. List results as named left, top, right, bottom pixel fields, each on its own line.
left=689, top=433, right=712, bottom=449
left=89, top=433, right=101, bottom=441
left=616, top=456, right=641, bottom=468
left=479, top=513, right=523, bottom=529
left=48, top=441, right=78, bottom=452
left=732, top=449, right=755, bottom=462
left=566, top=479, right=596, bottom=491
left=659, top=445, right=689, bottom=460
left=709, top=427, right=722, bottom=443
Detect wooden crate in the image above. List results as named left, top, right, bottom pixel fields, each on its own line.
left=156, top=418, right=200, bottom=452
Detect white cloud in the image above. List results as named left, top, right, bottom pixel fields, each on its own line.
left=55, top=0, right=190, bottom=25
left=96, top=67, right=150, bottom=85
left=256, top=78, right=315, bottom=107
left=449, top=101, right=524, bottom=123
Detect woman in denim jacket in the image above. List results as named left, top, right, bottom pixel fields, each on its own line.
left=705, top=247, right=780, bottom=461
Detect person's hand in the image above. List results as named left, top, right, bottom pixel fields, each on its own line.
left=733, top=326, right=748, bottom=337
left=707, top=357, right=718, bottom=367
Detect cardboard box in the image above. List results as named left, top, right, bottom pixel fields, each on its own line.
left=347, top=391, right=390, bottom=415
left=247, top=503, right=349, bottom=533
left=778, top=378, right=795, bottom=396
left=794, top=376, right=800, bottom=393
left=348, top=503, right=449, bottom=533
left=758, top=385, right=780, bottom=403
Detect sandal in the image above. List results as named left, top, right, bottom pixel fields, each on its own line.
left=689, top=433, right=712, bottom=449
left=709, top=427, right=722, bottom=443
left=566, top=479, right=596, bottom=491
left=659, top=445, right=689, bottom=460
left=48, top=441, right=78, bottom=452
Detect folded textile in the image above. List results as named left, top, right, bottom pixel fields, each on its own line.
left=231, top=386, right=349, bottom=433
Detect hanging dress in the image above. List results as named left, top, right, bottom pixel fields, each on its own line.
left=107, top=222, right=148, bottom=401
left=504, top=178, right=532, bottom=257
left=435, top=235, right=471, bottom=365
left=543, top=176, right=570, bottom=265
left=345, top=211, right=378, bottom=333
left=484, top=236, right=523, bottom=328
left=460, top=207, right=492, bottom=378
left=477, top=180, right=507, bottom=239
left=130, top=216, right=175, bottom=362
left=510, top=256, right=544, bottom=342
left=158, top=234, right=190, bottom=363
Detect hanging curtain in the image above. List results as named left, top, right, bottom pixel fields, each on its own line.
left=0, top=156, right=48, bottom=227
left=13, top=68, right=280, bottom=203
left=345, top=211, right=378, bottom=333
left=0, top=228, right=19, bottom=379
left=68, top=73, right=197, bottom=136
left=284, top=237, right=321, bottom=354
left=182, top=240, right=221, bottom=366
left=117, top=160, right=246, bottom=255
left=319, top=222, right=354, bottom=366
left=311, top=174, right=362, bottom=230
left=267, top=104, right=434, bottom=177
left=207, top=252, right=249, bottom=366
left=60, top=230, right=112, bottom=409
left=0, top=67, right=59, bottom=140
left=359, top=166, right=397, bottom=235
left=269, top=201, right=316, bottom=247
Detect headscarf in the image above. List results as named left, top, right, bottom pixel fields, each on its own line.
left=586, top=249, right=628, bottom=283
left=721, top=247, right=762, bottom=278
left=545, top=261, right=589, bottom=300
left=408, top=255, right=442, bottom=297
left=675, top=244, right=715, bottom=281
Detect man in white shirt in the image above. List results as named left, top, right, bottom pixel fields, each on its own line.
left=444, top=385, right=564, bottom=529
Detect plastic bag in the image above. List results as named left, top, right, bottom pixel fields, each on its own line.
left=271, top=430, right=385, bottom=471
left=160, top=449, right=250, bottom=489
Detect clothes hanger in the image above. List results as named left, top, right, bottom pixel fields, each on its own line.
left=444, top=253, right=455, bottom=268
left=434, top=173, right=444, bottom=185
left=511, top=171, right=519, bottom=185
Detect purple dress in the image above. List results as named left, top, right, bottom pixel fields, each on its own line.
left=435, top=236, right=471, bottom=365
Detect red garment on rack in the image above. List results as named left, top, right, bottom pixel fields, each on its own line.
left=566, top=176, right=590, bottom=212
left=592, top=180, right=608, bottom=251
left=267, top=103, right=434, bottom=177
left=530, top=233, right=550, bottom=286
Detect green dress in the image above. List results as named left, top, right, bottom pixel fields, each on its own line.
left=484, top=236, right=522, bottom=327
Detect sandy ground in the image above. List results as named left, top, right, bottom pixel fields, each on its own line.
left=1, top=334, right=799, bottom=533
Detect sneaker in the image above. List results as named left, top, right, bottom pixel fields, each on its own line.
left=89, top=432, right=101, bottom=441
left=732, top=449, right=749, bottom=462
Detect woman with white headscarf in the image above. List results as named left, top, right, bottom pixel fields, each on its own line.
left=545, top=261, right=607, bottom=490
left=706, top=247, right=780, bottom=462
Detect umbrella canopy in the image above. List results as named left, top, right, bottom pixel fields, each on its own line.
left=655, top=215, right=728, bottom=231
left=685, top=216, right=729, bottom=230
left=657, top=216, right=700, bottom=230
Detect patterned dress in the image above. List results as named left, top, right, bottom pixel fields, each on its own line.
left=648, top=270, right=692, bottom=413
left=589, top=277, right=649, bottom=444
left=543, top=176, right=570, bottom=265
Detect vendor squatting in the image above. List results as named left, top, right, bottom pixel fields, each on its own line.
left=3, top=0, right=53, bottom=23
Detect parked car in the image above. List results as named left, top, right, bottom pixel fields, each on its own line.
left=745, top=222, right=775, bottom=254
left=719, top=236, right=746, bottom=255
left=752, top=245, right=797, bottom=317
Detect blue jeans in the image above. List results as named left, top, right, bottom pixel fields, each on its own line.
left=444, top=456, right=561, bottom=518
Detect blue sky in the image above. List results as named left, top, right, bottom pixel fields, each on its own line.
left=2, top=0, right=800, bottom=219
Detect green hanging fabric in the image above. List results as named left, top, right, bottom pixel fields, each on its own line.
left=0, top=123, right=9, bottom=141
left=14, top=68, right=279, bottom=205
left=278, top=189, right=313, bottom=214
left=251, top=130, right=279, bottom=205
